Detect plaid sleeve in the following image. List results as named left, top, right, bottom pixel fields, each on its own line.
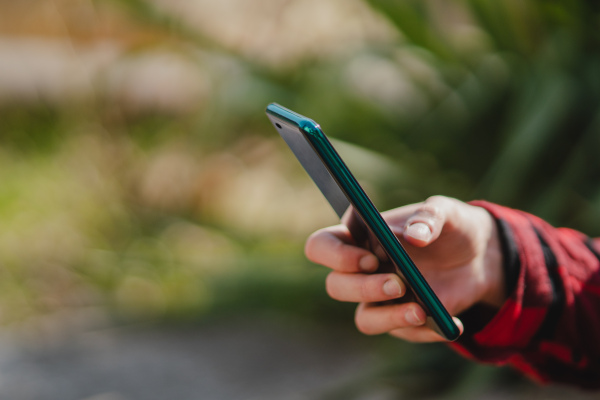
left=449, top=201, right=600, bottom=388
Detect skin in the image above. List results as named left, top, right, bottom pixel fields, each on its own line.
left=305, top=195, right=505, bottom=343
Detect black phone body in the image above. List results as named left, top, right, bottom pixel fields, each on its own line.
left=266, top=103, right=460, bottom=341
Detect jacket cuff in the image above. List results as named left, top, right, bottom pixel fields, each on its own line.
left=451, top=201, right=555, bottom=364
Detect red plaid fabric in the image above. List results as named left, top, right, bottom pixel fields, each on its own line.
left=450, top=201, right=600, bottom=388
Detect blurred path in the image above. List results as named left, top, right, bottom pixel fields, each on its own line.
left=0, top=314, right=597, bottom=400
left=0, top=315, right=381, bottom=400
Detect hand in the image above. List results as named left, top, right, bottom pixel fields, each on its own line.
left=305, top=196, right=504, bottom=342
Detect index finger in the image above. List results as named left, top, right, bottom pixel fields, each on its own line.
left=305, top=225, right=379, bottom=273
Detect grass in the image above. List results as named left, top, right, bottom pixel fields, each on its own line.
left=2, top=0, right=600, bottom=397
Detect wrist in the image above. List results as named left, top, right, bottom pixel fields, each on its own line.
left=479, top=209, right=506, bottom=308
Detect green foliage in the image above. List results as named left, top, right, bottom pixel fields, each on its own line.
left=3, top=0, right=600, bottom=398
left=347, top=0, right=600, bottom=233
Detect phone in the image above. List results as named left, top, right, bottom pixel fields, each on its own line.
left=266, top=103, right=460, bottom=341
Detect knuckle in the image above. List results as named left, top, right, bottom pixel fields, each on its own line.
left=332, top=241, right=351, bottom=270
left=418, top=203, right=442, bottom=220
left=425, top=195, right=457, bottom=217
left=355, top=307, right=376, bottom=335
left=389, top=307, right=404, bottom=328
left=324, top=273, right=340, bottom=300
left=304, top=230, right=323, bottom=262
left=359, top=278, right=374, bottom=302
left=355, top=320, right=374, bottom=336
left=410, top=196, right=453, bottom=227
left=425, top=195, right=448, bottom=204
left=425, top=195, right=449, bottom=208
left=361, top=274, right=387, bottom=302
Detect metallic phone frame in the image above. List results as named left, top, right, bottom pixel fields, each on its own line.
left=266, top=103, right=460, bottom=341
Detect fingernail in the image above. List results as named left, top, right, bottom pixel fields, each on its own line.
left=359, top=254, right=378, bottom=272
left=406, top=222, right=432, bottom=242
left=405, top=307, right=424, bottom=325
left=453, top=317, right=464, bottom=334
left=383, top=279, right=402, bottom=297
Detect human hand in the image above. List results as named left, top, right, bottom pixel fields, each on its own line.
left=305, top=196, right=504, bottom=342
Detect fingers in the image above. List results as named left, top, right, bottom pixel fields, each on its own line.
left=326, top=272, right=405, bottom=303
left=306, top=196, right=462, bottom=270
left=354, top=302, right=426, bottom=336
left=355, top=302, right=464, bottom=343
left=403, top=195, right=456, bottom=247
left=305, top=226, right=378, bottom=272
left=389, top=317, right=464, bottom=343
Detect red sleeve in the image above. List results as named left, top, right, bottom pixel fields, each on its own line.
left=449, top=201, right=600, bottom=388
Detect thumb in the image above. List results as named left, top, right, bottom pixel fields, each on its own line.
left=403, top=196, right=450, bottom=247
left=405, top=222, right=434, bottom=244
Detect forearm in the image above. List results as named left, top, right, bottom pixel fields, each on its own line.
left=451, top=201, right=600, bottom=388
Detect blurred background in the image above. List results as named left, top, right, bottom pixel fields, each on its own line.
left=1, top=0, right=600, bottom=399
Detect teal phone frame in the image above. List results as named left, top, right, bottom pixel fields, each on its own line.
left=266, top=103, right=460, bottom=341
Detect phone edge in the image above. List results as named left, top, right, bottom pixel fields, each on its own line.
left=266, top=103, right=460, bottom=341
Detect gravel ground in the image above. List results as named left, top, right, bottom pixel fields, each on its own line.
left=0, top=313, right=597, bottom=400
left=0, top=314, right=383, bottom=400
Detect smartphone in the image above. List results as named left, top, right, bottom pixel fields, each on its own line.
left=266, top=103, right=460, bottom=341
